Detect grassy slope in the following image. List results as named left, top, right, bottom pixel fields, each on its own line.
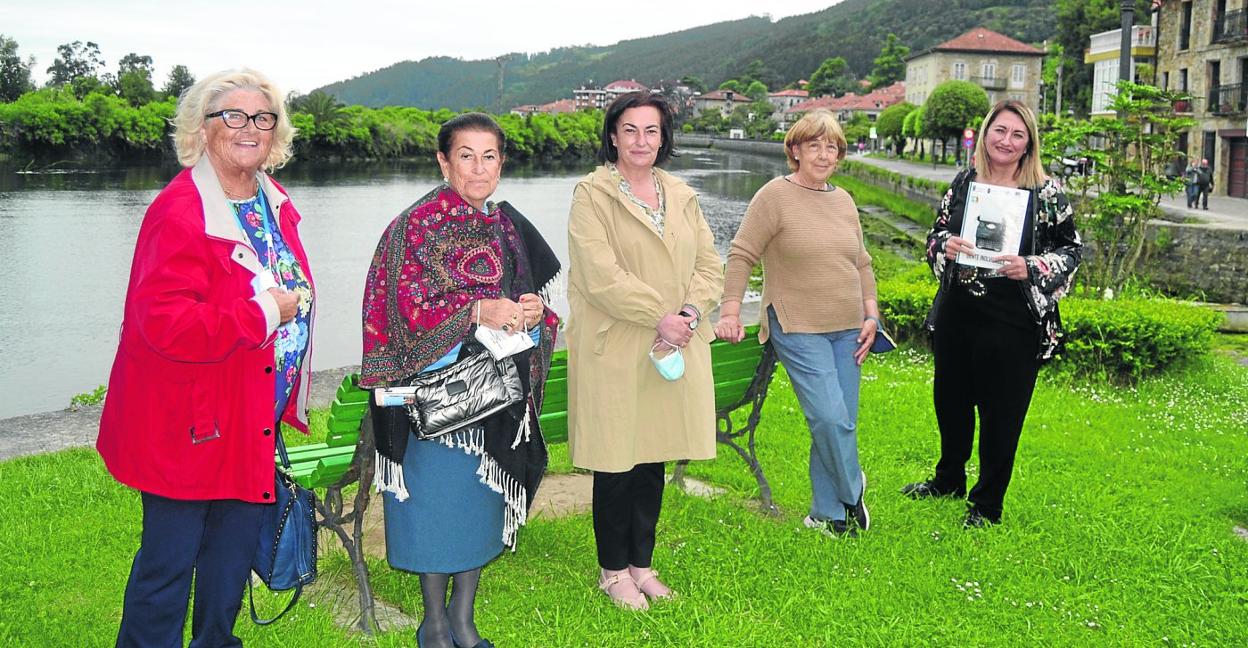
left=2, top=346, right=1245, bottom=646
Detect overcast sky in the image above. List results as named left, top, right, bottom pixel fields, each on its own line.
left=3, top=0, right=844, bottom=95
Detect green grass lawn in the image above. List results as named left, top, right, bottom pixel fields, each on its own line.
left=2, top=347, right=1246, bottom=646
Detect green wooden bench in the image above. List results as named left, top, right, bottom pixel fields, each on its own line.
left=281, top=325, right=777, bottom=633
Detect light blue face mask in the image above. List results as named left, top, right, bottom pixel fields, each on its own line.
left=649, top=340, right=685, bottom=381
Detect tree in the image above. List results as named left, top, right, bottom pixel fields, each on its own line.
left=162, top=65, right=195, bottom=100
left=744, top=80, right=769, bottom=102
left=290, top=90, right=345, bottom=127
left=922, top=80, right=990, bottom=164
left=718, top=79, right=743, bottom=94
left=1041, top=81, right=1193, bottom=291
left=1054, top=0, right=1154, bottom=116
left=867, top=33, right=909, bottom=90
left=807, top=57, right=855, bottom=98
left=46, top=41, right=105, bottom=91
left=115, top=53, right=155, bottom=106
left=740, top=59, right=779, bottom=90
left=876, top=101, right=915, bottom=155
left=0, top=34, right=34, bottom=102
left=1039, top=42, right=1064, bottom=115
left=679, top=75, right=706, bottom=94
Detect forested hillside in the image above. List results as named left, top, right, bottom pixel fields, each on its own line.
left=319, top=0, right=1056, bottom=109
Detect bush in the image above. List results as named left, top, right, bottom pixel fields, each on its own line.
left=877, top=273, right=937, bottom=345
left=1060, top=298, right=1222, bottom=379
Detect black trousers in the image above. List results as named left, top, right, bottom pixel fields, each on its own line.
left=931, top=300, right=1041, bottom=521
left=592, top=463, right=665, bottom=570
left=116, top=492, right=266, bottom=648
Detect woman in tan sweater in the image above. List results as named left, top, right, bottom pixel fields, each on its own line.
left=715, top=110, right=881, bottom=537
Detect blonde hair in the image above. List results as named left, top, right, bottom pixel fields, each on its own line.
left=972, top=100, right=1047, bottom=187
left=783, top=109, right=847, bottom=172
left=171, top=68, right=296, bottom=170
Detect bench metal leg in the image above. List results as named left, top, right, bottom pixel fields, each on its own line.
left=670, top=343, right=780, bottom=516
left=315, top=417, right=380, bottom=635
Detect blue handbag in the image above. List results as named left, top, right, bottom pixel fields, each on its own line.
left=248, top=431, right=318, bottom=625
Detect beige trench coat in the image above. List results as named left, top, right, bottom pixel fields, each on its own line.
left=566, top=165, right=724, bottom=473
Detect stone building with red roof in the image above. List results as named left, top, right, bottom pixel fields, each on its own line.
left=904, top=27, right=1044, bottom=109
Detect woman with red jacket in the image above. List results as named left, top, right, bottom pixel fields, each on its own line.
left=96, top=68, right=314, bottom=647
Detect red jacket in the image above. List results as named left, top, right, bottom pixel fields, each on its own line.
left=97, top=157, right=315, bottom=503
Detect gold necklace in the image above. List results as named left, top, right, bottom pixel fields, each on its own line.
left=789, top=174, right=825, bottom=191
left=222, top=182, right=259, bottom=200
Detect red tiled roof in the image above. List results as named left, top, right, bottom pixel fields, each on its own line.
left=786, top=83, right=906, bottom=114
left=932, top=27, right=1043, bottom=55
left=787, top=96, right=836, bottom=113
left=699, top=90, right=752, bottom=102
left=540, top=99, right=576, bottom=113
left=769, top=89, right=809, bottom=98
left=605, top=79, right=648, bottom=91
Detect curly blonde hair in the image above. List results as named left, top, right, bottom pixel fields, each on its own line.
left=171, top=68, right=296, bottom=170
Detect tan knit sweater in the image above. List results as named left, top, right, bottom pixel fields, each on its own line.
left=722, top=177, right=878, bottom=342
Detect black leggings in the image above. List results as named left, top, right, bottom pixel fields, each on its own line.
left=592, top=463, right=665, bottom=570
left=931, top=301, right=1041, bottom=520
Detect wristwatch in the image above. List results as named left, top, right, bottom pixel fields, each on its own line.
left=680, top=308, right=699, bottom=330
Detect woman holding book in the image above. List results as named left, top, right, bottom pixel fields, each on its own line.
left=901, top=100, right=1081, bottom=527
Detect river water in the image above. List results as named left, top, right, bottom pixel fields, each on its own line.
left=0, top=148, right=785, bottom=418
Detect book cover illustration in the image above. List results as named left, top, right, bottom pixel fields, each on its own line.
left=956, top=181, right=1030, bottom=271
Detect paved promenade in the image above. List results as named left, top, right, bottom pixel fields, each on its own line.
left=852, top=154, right=1248, bottom=231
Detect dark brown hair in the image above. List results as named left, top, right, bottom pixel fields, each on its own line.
left=597, top=91, right=675, bottom=166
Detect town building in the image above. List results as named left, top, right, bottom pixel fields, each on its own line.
left=573, top=79, right=650, bottom=110
left=767, top=89, right=809, bottom=123
left=903, top=27, right=1044, bottom=109
left=1085, top=22, right=1158, bottom=116
left=1154, top=0, right=1248, bottom=197
left=781, top=82, right=906, bottom=130
left=510, top=99, right=577, bottom=116
left=691, top=89, right=752, bottom=118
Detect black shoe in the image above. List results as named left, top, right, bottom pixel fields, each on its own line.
left=830, top=519, right=859, bottom=538
left=846, top=471, right=870, bottom=531
left=804, top=515, right=857, bottom=538
left=963, top=508, right=999, bottom=529
left=900, top=479, right=966, bottom=499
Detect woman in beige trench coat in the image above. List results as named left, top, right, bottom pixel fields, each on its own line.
left=566, top=91, right=723, bottom=610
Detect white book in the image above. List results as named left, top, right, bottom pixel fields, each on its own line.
left=956, top=181, right=1031, bottom=271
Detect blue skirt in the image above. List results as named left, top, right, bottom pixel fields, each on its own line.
left=382, top=434, right=505, bottom=574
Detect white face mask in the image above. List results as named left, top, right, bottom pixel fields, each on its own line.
left=648, top=340, right=685, bottom=381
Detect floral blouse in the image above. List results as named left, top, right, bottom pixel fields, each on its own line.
left=608, top=162, right=666, bottom=237
left=926, top=167, right=1082, bottom=361
left=230, top=191, right=314, bottom=419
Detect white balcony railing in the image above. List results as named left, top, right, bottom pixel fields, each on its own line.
left=1088, top=25, right=1156, bottom=56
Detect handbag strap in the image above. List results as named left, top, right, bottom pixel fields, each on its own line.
left=247, top=577, right=302, bottom=625
left=274, top=425, right=293, bottom=472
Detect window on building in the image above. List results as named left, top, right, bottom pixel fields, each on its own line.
left=1209, top=61, right=1222, bottom=112
left=982, top=63, right=997, bottom=81
left=1180, top=68, right=1188, bottom=91
left=953, top=62, right=966, bottom=81
left=1011, top=64, right=1025, bottom=88
left=1180, top=1, right=1192, bottom=50
left=1162, top=71, right=1169, bottom=90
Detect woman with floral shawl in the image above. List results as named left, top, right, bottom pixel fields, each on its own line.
left=359, top=113, right=560, bottom=648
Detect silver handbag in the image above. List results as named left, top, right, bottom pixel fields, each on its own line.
left=405, top=350, right=524, bottom=440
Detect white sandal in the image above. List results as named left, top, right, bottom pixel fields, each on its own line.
left=598, top=570, right=648, bottom=610
left=630, top=567, right=675, bottom=601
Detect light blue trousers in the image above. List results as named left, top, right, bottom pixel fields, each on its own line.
left=767, top=307, right=864, bottom=522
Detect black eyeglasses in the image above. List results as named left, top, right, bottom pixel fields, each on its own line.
left=205, top=109, right=278, bottom=131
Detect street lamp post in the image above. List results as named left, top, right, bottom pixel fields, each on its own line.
left=1119, top=0, right=1135, bottom=86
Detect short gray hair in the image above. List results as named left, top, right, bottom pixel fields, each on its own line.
left=171, top=68, right=296, bottom=170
